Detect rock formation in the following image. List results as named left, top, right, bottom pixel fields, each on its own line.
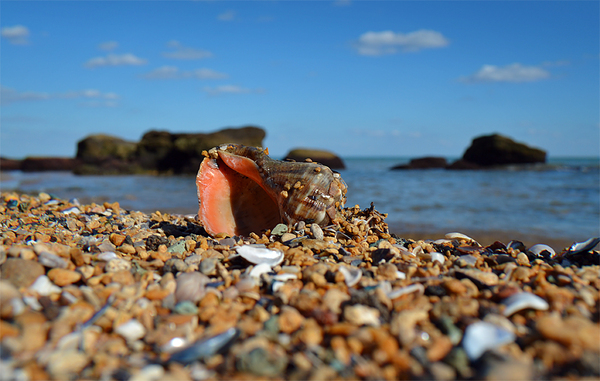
left=460, top=133, right=546, bottom=167
left=74, top=126, right=266, bottom=175
left=283, top=148, right=345, bottom=169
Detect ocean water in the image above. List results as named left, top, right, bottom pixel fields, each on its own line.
left=2, top=157, right=598, bottom=245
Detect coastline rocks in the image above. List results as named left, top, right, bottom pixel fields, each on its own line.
left=136, top=126, right=265, bottom=174
left=283, top=148, right=345, bottom=169
left=461, top=133, right=546, bottom=167
left=1, top=157, right=78, bottom=172
left=391, top=157, right=447, bottom=170
left=75, top=126, right=266, bottom=175
left=74, top=134, right=138, bottom=175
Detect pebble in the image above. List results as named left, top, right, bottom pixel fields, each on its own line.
left=47, top=268, right=82, bottom=286
left=0, top=192, right=598, bottom=380
left=1, top=258, right=45, bottom=288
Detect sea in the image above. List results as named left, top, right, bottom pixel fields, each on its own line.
left=2, top=157, right=598, bottom=248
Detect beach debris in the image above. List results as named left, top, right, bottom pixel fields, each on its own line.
left=445, top=232, right=477, bottom=244
left=196, top=144, right=347, bottom=237
left=338, top=265, right=362, bottom=287
left=528, top=244, right=556, bottom=258
left=169, top=327, right=240, bottom=364
left=567, top=237, right=600, bottom=254
left=502, top=291, right=549, bottom=316
left=462, top=321, right=516, bottom=361
left=236, top=245, right=284, bottom=266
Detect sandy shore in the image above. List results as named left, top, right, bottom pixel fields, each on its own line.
left=1, top=192, right=599, bottom=380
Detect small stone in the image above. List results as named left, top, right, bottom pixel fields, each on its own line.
left=115, top=319, right=146, bottom=342
left=271, top=224, right=289, bottom=236
left=175, top=272, right=209, bottom=303
left=109, top=233, right=126, bottom=247
left=168, top=240, right=187, bottom=254
left=46, top=350, right=89, bottom=379
left=105, top=258, right=132, bottom=272
left=47, top=268, right=82, bottom=286
left=164, top=258, right=188, bottom=274
left=199, top=258, right=218, bottom=276
left=29, top=275, right=62, bottom=296
left=310, top=224, right=324, bottom=240
left=1, top=258, right=45, bottom=288
left=278, top=306, right=304, bottom=334
left=343, top=304, right=381, bottom=327
left=118, top=243, right=137, bottom=255
left=281, top=233, right=296, bottom=242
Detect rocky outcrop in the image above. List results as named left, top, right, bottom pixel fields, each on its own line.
left=0, top=157, right=22, bottom=171
left=391, top=157, right=447, bottom=170
left=283, top=148, right=345, bottom=169
left=74, top=126, right=266, bottom=175
left=1, top=157, right=78, bottom=171
left=136, top=126, right=266, bottom=174
left=74, top=134, right=138, bottom=175
left=461, top=134, right=546, bottom=167
left=21, top=157, right=78, bottom=172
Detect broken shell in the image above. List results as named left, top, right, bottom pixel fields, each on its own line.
left=502, top=292, right=549, bottom=317
left=462, top=321, right=515, bottom=361
left=196, top=144, right=347, bottom=237
left=338, top=266, right=362, bottom=287
left=387, top=283, right=425, bottom=299
left=528, top=244, right=556, bottom=258
left=568, top=237, right=600, bottom=254
left=236, top=245, right=284, bottom=267
left=169, top=327, right=240, bottom=365
left=249, top=263, right=273, bottom=279
left=445, top=232, right=477, bottom=244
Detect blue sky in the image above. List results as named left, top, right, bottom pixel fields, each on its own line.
left=2, top=1, right=599, bottom=159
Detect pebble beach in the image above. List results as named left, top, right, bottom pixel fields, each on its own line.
left=1, top=191, right=599, bottom=380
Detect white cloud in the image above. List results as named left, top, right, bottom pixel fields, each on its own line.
left=142, top=66, right=228, bottom=80
left=1, top=86, right=119, bottom=106
left=354, top=29, right=449, bottom=56
left=1, top=25, right=30, bottom=45
left=163, top=40, right=213, bottom=60
left=85, top=53, right=147, bottom=68
left=217, top=10, right=236, bottom=21
left=203, top=85, right=264, bottom=96
left=98, top=41, right=119, bottom=51
left=459, top=63, right=550, bottom=83
left=1, top=86, right=49, bottom=104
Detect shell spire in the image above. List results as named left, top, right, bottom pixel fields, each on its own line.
left=196, top=144, right=347, bottom=237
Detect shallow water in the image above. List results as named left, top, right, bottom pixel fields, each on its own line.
left=2, top=157, right=598, bottom=245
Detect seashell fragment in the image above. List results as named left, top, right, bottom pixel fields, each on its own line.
left=445, top=232, right=477, bottom=244
left=528, top=244, right=556, bottom=258
left=248, top=263, right=273, bottom=279
left=462, top=321, right=516, bottom=361
left=196, top=144, right=347, bottom=237
left=169, top=327, right=240, bottom=365
left=568, top=237, right=600, bottom=254
left=387, top=283, right=424, bottom=299
left=236, top=245, right=284, bottom=267
left=339, top=265, right=362, bottom=287
left=502, top=292, right=549, bottom=317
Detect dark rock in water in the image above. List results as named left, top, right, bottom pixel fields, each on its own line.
left=74, top=126, right=266, bottom=175
left=283, top=148, right=345, bottom=169
left=461, top=134, right=546, bottom=167
left=0, top=157, right=22, bottom=171
left=136, top=126, right=265, bottom=174
left=74, top=134, right=138, bottom=175
left=21, top=157, right=78, bottom=172
left=446, top=159, right=482, bottom=170
left=1, top=157, right=78, bottom=172
left=391, top=156, right=447, bottom=170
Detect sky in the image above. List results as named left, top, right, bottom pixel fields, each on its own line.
left=1, top=1, right=599, bottom=159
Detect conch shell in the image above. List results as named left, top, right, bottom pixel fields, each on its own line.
left=196, top=144, right=347, bottom=237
